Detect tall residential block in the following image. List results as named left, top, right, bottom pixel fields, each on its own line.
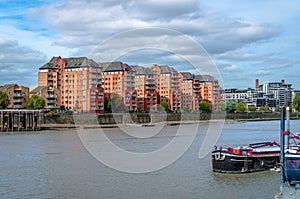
left=135, top=66, right=159, bottom=111
left=37, top=56, right=221, bottom=112
left=153, top=64, right=181, bottom=111
left=198, top=75, right=221, bottom=111
left=38, top=56, right=104, bottom=112
left=180, top=72, right=201, bottom=111
left=38, top=56, right=65, bottom=110
left=100, top=62, right=136, bottom=110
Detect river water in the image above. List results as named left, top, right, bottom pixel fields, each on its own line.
left=1, top=120, right=299, bottom=199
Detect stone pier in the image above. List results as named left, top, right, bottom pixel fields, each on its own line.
left=0, top=110, right=42, bottom=132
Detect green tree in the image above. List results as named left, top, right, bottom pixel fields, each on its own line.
left=27, top=95, right=45, bottom=110
left=259, top=105, right=269, bottom=112
left=224, top=100, right=237, bottom=113
left=199, top=101, right=211, bottom=113
left=0, top=91, right=9, bottom=109
left=160, top=101, right=170, bottom=112
left=236, top=101, right=246, bottom=112
left=104, top=99, right=111, bottom=112
left=221, top=101, right=227, bottom=112
left=111, top=96, right=123, bottom=113
left=248, top=106, right=256, bottom=112
left=294, top=93, right=300, bottom=111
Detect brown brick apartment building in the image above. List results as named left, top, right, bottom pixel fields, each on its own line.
left=37, top=57, right=221, bottom=112
left=38, top=56, right=104, bottom=112
left=0, top=84, right=29, bottom=109
left=30, top=86, right=60, bottom=109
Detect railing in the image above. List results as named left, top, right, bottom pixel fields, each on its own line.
left=47, top=95, right=55, bottom=99
left=13, top=99, right=23, bottom=103
left=13, top=93, right=24, bottom=97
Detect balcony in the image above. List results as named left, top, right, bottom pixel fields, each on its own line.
left=13, top=99, right=23, bottom=103
left=14, top=105, right=23, bottom=109
left=47, top=95, right=55, bottom=99
left=13, top=93, right=24, bottom=97
left=47, top=105, right=56, bottom=109
left=146, top=77, right=155, bottom=80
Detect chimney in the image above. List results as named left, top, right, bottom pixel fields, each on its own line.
left=281, top=79, right=285, bottom=85
left=255, top=79, right=259, bottom=89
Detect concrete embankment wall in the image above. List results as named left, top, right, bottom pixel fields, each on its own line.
left=44, top=113, right=210, bottom=125
left=44, top=112, right=299, bottom=125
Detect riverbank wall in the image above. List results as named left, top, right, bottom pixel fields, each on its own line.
left=43, top=112, right=299, bottom=127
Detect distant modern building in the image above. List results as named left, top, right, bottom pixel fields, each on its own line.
left=257, top=79, right=293, bottom=110
left=221, top=88, right=256, bottom=108
left=0, top=84, right=29, bottom=109
left=221, top=79, right=294, bottom=111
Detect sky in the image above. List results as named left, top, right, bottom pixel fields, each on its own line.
left=0, top=0, right=299, bottom=89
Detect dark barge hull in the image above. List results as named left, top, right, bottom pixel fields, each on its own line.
left=285, top=154, right=300, bottom=184
left=212, top=151, right=279, bottom=174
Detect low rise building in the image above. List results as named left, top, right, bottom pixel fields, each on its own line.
left=30, top=86, right=60, bottom=109
left=0, top=84, right=29, bottom=109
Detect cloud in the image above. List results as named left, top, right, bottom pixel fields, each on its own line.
left=26, top=0, right=280, bottom=56
left=223, top=64, right=241, bottom=72
left=255, top=69, right=271, bottom=75
left=1, top=0, right=295, bottom=90
left=0, top=37, right=47, bottom=86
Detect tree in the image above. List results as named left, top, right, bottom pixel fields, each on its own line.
left=111, top=96, right=123, bottom=113
left=0, top=91, right=9, bottom=109
left=236, top=102, right=246, bottom=112
left=104, top=99, right=111, bottom=112
left=248, top=106, right=256, bottom=112
left=259, top=105, right=269, bottom=112
left=225, top=100, right=236, bottom=113
left=199, top=101, right=211, bottom=113
left=27, top=95, right=45, bottom=110
left=294, top=93, right=300, bottom=111
left=160, top=101, right=170, bottom=112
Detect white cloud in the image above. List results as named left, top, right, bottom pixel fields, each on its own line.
left=0, top=37, right=47, bottom=86
left=26, top=0, right=279, bottom=56
left=1, top=0, right=297, bottom=89
left=255, top=70, right=271, bottom=75
left=223, top=65, right=241, bottom=72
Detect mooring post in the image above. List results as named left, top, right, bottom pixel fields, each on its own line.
left=286, top=107, right=290, bottom=150
left=11, top=112, right=13, bottom=131
left=38, top=111, right=41, bottom=130
left=0, top=111, right=3, bottom=132
left=280, top=107, right=286, bottom=192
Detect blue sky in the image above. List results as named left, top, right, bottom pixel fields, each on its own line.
left=0, top=0, right=299, bottom=89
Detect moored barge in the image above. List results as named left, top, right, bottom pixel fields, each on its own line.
left=212, top=142, right=280, bottom=173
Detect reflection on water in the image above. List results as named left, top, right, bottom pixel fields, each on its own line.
left=1, top=120, right=298, bottom=199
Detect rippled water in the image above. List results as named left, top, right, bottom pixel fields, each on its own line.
left=1, top=120, right=299, bottom=199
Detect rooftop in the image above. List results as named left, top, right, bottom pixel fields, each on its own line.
left=99, top=62, right=130, bottom=72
